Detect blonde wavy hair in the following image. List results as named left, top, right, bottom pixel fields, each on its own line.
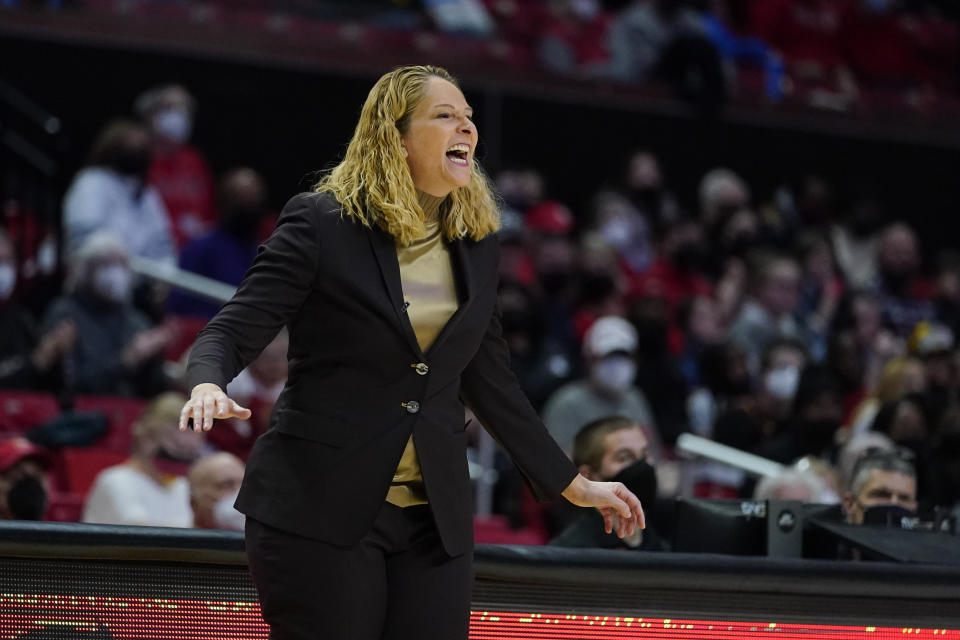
left=314, top=65, right=499, bottom=246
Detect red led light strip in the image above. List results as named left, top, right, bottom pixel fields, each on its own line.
left=469, top=612, right=960, bottom=639
left=2, top=595, right=957, bottom=639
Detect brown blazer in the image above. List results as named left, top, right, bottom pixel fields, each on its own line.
left=186, top=192, right=576, bottom=556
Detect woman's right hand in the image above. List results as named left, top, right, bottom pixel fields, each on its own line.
left=179, top=383, right=252, bottom=432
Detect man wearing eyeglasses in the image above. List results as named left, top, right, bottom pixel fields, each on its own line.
left=842, top=449, right=918, bottom=525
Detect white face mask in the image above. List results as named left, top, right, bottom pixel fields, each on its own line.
left=764, top=364, right=800, bottom=401
left=0, top=263, right=16, bottom=300
left=591, top=355, right=637, bottom=394
left=212, top=492, right=245, bottom=531
left=92, top=264, right=133, bottom=304
left=153, top=108, right=192, bottom=144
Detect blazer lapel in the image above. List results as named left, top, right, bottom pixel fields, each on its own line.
left=366, top=224, right=425, bottom=358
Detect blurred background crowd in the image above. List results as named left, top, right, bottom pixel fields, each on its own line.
left=1, top=0, right=959, bottom=555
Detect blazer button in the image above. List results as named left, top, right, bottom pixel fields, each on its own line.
left=403, top=401, right=420, bottom=414
left=413, top=362, right=429, bottom=376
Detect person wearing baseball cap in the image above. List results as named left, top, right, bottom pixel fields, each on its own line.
left=0, top=437, right=51, bottom=521
left=542, top=316, right=659, bottom=455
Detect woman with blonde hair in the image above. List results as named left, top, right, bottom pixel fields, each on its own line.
left=179, top=65, right=644, bottom=640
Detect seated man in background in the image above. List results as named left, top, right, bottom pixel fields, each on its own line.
left=842, top=448, right=917, bottom=525
left=43, top=233, right=173, bottom=397
left=0, top=438, right=51, bottom=521
left=550, top=415, right=666, bottom=550
left=83, top=392, right=204, bottom=527
left=188, top=451, right=245, bottom=531
left=542, top=316, right=658, bottom=455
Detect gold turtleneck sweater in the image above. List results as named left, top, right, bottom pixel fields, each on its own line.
left=385, top=190, right=458, bottom=507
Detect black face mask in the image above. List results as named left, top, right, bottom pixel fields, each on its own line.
left=222, top=205, right=263, bottom=239
left=579, top=273, right=617, bottom=305
left=610, top=459, right=658, bottom=512
left=723, top=231, right=757, bottom=259
left=880, top=267, right=915, bottom=294
left=113, top=147, right=152, bottom=178
left=539, top=269, right=572, bottom=296
left=629, top=187, right=662, bottom=215
left=501, top=308, right=536, bottom=335
left=153, top=447, right=196, bottom=476
left=7, top=475, right=47, bottom=521
left=714, top=203, right=742, bottom=224
left=862, top=504, right=918, bottom=528
left=671, top=242, right=708, bottom=273
left=634, top=314, right=669, bottom=357
left=799, top=418, right=839, bottom=451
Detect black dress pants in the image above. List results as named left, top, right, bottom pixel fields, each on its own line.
left=245, top=502, right=473, bottom=640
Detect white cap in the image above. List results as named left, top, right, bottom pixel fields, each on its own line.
left=583, top=316, right=637, bottom=358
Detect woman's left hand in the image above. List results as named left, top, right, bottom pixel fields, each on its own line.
left=561, top=474, right=646, bottom=539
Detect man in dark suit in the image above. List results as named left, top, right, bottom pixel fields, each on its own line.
left=179, top=65, right=644, bottom=640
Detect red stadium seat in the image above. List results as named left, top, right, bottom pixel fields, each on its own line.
left=0, top=391, right=61, bottom=434
left=693, top=481, right=740, bottom=500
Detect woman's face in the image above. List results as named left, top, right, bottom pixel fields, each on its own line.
left=401, top=78, right=477, bottom=197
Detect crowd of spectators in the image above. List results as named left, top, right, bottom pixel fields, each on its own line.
left=8, top=0, right=958, bottom=116
left=483, top=145, right=960, bottom=544
left=0, top=83, right=268, bottom=532
left=1, top=65, right=959, bottom=555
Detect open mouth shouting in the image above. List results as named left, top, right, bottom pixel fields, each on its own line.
left=446, top=143, right=471, bottom=167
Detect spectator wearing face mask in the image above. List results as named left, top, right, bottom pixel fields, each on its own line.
left=756, top=364, right=846, bottom=465
left=62, top=120, right=175, bottom=265
left=188, top=452, right=246, bottom=530
left=542, top=316, right=658, bottom=456
left=550, top=415, right=666, bottom=550
left=727, top=251, right=809, bottom=377
left=167, top=168, right=269, bottom=319
left=84, top=392, right=204, bottom=527
left=842, top=447, right=918, bottom=525
left=134, top=84, right=217, bottom=249
left=0, top=438, right=52, bottom=521
left=760, top=338, right=809, bottom=424
left=42, top=233, right=173, bottom=397
left=630, top=216, right=712, bottom=311
left=0, top=229, right=76, bottom=390
left=830, top=190, right=884, bottom=289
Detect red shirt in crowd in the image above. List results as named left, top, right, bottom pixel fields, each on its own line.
left=627, top=256, right=713, bottom=312
left=148, top=145, right=217, bottom=249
